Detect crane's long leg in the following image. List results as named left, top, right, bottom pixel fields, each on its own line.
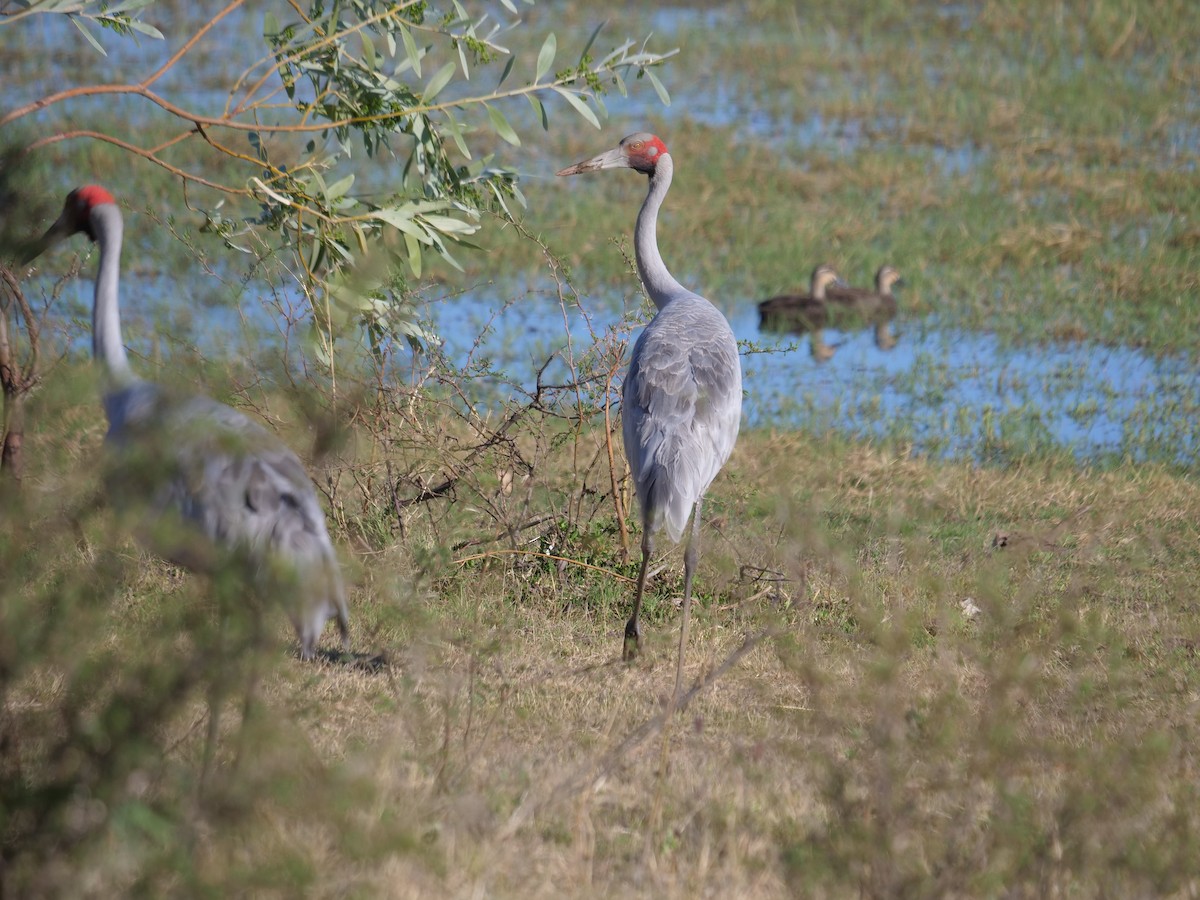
left=624, top=526, right=654, bottom=661
left=672, top=500, right=702, bottom=701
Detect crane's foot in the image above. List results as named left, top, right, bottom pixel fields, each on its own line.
left=623, top=618, right=642, bottom=662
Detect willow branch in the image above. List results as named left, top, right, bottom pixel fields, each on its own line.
left=23, top=130, right=244, bottom=196
left=231, top=0, right=426, bottom=117
left=2, top=63, right=665, bottom=137
left=142, top=0, right=248, bottom=89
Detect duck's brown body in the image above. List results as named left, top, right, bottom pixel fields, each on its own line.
left=759, top=264, right=902, bottom=356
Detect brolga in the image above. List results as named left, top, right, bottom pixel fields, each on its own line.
left=558, top=134, right=743, bottom=674
left=28, top=186, right=350, bottom=661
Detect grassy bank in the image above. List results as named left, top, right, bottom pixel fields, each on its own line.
left=4, top=365, right=1200, bottom=894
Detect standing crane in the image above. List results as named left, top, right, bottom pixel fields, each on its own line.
left=558, top=134, right=743, bottom=673
left=28, top=186, right=350, bottom=661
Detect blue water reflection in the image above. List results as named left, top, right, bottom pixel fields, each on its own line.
left=427, top=288, right=1199, bottom=465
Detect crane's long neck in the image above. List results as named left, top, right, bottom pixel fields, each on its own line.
left=635, top=154, right=689, bottom=310
left=90, top=204, right=135, bottom=388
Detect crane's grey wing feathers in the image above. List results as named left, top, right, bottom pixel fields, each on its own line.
left=622, top=296, right=742, bottom=543
left=104, top=384, right=349, bottom=659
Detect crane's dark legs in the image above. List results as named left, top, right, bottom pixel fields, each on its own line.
left=672, top=501, right=702, bottom=700
left=624, top=527, right=654, bottom=660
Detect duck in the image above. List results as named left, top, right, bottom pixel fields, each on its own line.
left=826, top=264, right=903, bottom=351
left=757, top=263, right=842, bottom=362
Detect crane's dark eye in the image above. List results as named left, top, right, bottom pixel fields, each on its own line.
left=629, top=140, right=644, bottom=150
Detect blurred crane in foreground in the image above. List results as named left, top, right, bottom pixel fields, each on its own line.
left=28, top=186, right=349, bottom=660
left=558, top=134, right=742, bottom=680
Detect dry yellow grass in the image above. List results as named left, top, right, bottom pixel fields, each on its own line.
left=9, top=425, right=1194, bottom=897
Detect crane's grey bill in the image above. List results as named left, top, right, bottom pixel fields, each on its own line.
left=556, top=147, right=628, bottom=176
left=22, top=213, right=72, bottom=264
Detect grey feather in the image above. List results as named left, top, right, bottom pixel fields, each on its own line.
left=623, top=296, right=742, bottom=542
left=105, top=383, right=350, bottom=659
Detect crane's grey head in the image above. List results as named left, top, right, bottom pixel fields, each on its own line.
left=556, top=132, right=670, bottom=178
left=811, top=263, right=840, bottom=293
left=875, top=264, right=903, bottom=293
left=25, top=185, right=117, bottom=261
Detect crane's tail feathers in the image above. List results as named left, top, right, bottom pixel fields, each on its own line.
left=642, top=466, right=697, bottom=545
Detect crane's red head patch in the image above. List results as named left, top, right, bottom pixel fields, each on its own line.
left=72, top=185, right=116, bottom=210
left=620, top=133, right=669, bottom=174
left=43, top=185, right=119, bottom=246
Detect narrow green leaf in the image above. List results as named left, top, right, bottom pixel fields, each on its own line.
left=71, top=17, right=107, bottom=55
left=250, top=178, right=292, bottom=206
left=443, top=112, right=472, bottom=159
left=486, top=104, right=521, bottom=146
left=125, top=19, right=164, bottom=39
left=263, top=11, right=279, bottom=37
left=399, top=23, right=421, bottom=78
left=423, top=214, right=480, bottom=235
left=423, top=62, right=457, bottom=101
left=360, top=32, right=376, bottom=70
left=497, top=54, right=516, bottom=88
left=404, top=233, right=422, bottom=278
left=580, top=21, right=605, bottom=61
left=324, top=174, right=355, bottom=201
left=525, top=92, right=549, bottom=131
left=646, top=68, right=671, bottom=106
left=375, top=211, right=434, bottom=244
left=436, top=243, right=465, bottom=272
left=457, top=40, right=470, bottom=79
left=553, top=88, right=600, bottom=129
left=498, top=0, right=518, bottom=12
left=535, top=32, right=556, bottom=82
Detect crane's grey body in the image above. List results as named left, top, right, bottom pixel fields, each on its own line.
left=559, top=133, right=742, bottom=669
left=33, top=187, right=349, bottom=660
left=623, top=294, right=741, bottom=543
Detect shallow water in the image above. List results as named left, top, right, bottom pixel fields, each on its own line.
left=36, top=260, right=1198, bottom=467
left=424, top=287, right=1200, bottom=466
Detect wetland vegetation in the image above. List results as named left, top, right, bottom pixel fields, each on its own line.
left=2, top=0, right=1199, bottom=896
